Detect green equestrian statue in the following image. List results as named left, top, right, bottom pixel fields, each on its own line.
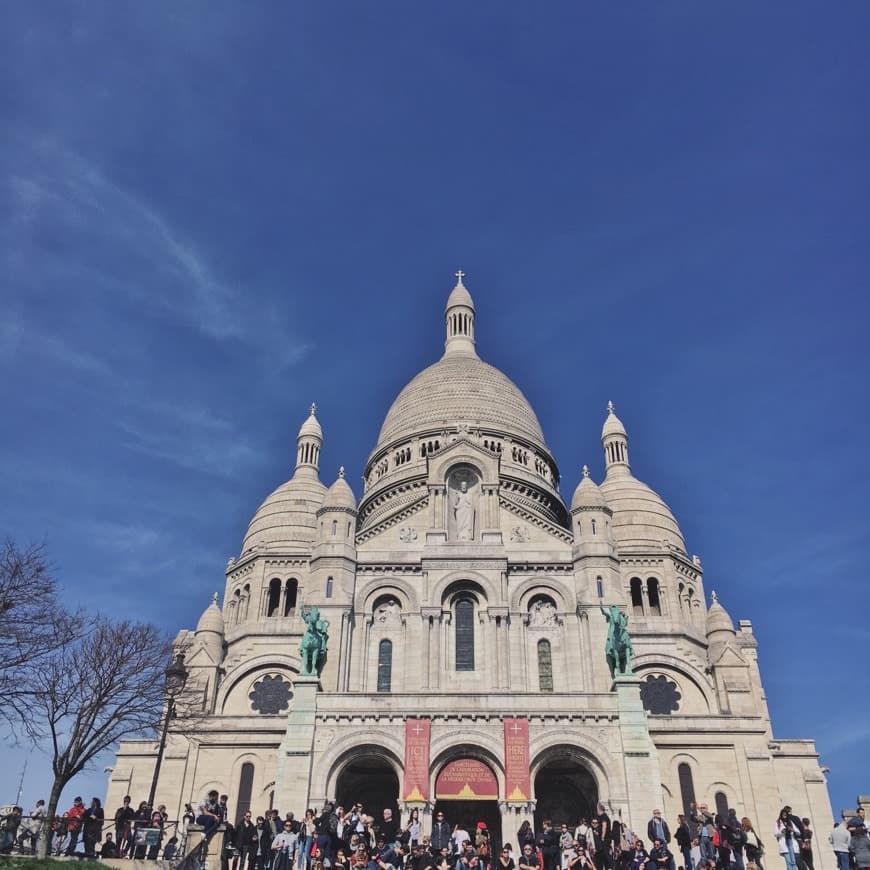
left=600, top=603, right=634, bottom=679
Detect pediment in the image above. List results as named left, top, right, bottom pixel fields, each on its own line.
left=426, top=437, right=501, bottom=486
left=709, top=643, right=747, bottom=668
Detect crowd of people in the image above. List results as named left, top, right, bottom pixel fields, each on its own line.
left=0, top=793, right=867, bottom=870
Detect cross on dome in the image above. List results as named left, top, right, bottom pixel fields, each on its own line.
left=607, top=400, right=615, bottom=415
left=212, top=592, right=219, bottom=605
left=455, top=269, right=466, bottom=285
left=582, top=464, right=590, bottom=478
left=339, top=466, right=345, bottom=478
left=309, top=402, right=317, bottom=416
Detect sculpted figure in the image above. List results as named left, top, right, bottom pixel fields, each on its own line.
left=299, top=605, right=329, bottom=677
left=453, top=480, right=475, bottom=540
left=600, top=603, right=634, bottom=679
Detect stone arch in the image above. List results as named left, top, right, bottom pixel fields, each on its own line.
left=632, top=654, right=713, bottom=714
left=529, top=736, right=614, bottom=802
left=429, top=736, right=506, bottom=797
left=329, top=743, right=403, bottom=822
left=529, top=742, right=603, bottom=828
left=706, top=781, right=740, bottom=817
left=356, top=576, right=419, bottom=614
left=511, top=576, right=571, bottom=612
left=433, top=571, right=497, bottom=605
left=316, top=731, right=406, bottom=800
left=230, top=752, right=267, bottom=824
left=216, top=654, right=299, bottom=715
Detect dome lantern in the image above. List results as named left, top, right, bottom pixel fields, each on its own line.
left=444, top=270, right=477, bottom=358
left=602, top=401, right=630, bottom=475
left=295, top=403, right=323, bottom=478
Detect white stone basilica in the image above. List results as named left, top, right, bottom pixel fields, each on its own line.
left=107, top=275, right=834, bottom=867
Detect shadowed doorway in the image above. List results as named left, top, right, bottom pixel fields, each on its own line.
left=533, top=757, right=598, bottom=829
left=335, top=755, right=399, bottom=822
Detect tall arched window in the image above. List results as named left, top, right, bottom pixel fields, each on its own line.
left=538, top=639, right=554, bottom=692
left=714, top=791, right=729, bottom=820
left=266, top=579, right=281, bottom=616
left=630, top=577, right=644, bottom=615
left=236, top=762, right=254, bottom=824
left=377, top=639, right=392, bottom=693
left=648, top=578, right=662, bottom=616
left=283, top=579, right=298, bottom=616
left=678, top=763, right=696, bottom=816
left=325, top=576, right=334, bottom=598
left=455, top=597, right=475, bottom=671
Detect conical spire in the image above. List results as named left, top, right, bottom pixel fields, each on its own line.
left=602, top=401, right=630, bottom=475
left=444, top=270, right=477, bottom=358
left=295, top=403, right=323, bottom=478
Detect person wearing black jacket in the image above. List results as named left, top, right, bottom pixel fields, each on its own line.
left=538, top=821, right=561, bottom=870
left=235, top=812, right=259, bottom=870
left=675, top=816, right=692, bottom=870
left=431, top=813, right=452, bottom=853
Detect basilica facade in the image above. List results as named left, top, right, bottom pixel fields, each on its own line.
left=107, top=276, right=834, bottom=867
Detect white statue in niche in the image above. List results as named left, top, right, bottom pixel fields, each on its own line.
left=454, top=481, right=475, bottom=540
left=375, top=598, right=400, bottom=625
left=529, top=599, right=556, bottom=627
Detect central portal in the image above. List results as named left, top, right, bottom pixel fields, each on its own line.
left=434, top=758, right=502, bottom=851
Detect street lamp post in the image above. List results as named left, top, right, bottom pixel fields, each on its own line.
left=147, top=653, right=189, bottom=811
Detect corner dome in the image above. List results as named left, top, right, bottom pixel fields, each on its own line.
left=242, top=474, right=327, bottom=552
left=571, top=468, right=609, bottom=511
left=196, top=595, right=225, bottom=634
left=599, top=473, right=685, bottom=552
left=321, top=469, right=357, bottom=511
left=375, top=355, right=546, bottom=452
left=706, top=593, right=736, bottom=636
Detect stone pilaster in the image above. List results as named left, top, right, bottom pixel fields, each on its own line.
left=613, top=675, right=663, bottom=831
left=274, top=675, right=320, bottom=811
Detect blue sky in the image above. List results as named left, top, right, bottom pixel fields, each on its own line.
left=1, top=2, right=868, bottom=819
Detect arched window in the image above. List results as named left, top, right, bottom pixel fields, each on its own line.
left=236, top=761, right=254, bottom=824
left=596, top=576, right=604, bottom=598
left=242, top=584, right=251, bottom=621
left=325, top=576, right=334, bottom=598
left=714, top=791, right=729, bottom=820
left=455, top=597, right=475, bottom=671
left=266, top=579, right=281, bottom=617
left=283, top=579, right=298, bottom=616
left=377, top=639, right=392, bottom=693
left=630, top=577, right=644, bottom=615
left=538, top=639, right=554, bottom=692
left=591, top=518, right=597, bottom=535
left=331, top=519, right=338, bottom=536
left=648, top=578, right=662, bottom=616
left=678, top=763, right=696, bottom=816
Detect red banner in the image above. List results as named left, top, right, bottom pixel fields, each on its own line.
left=403, top=719, right=430, bottom=802
left=435, top=758, right=498, bottom=800
left=503, top=717, right=531, bottom=802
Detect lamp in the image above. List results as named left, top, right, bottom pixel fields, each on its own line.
left=147, top=654, right=189, bottom=811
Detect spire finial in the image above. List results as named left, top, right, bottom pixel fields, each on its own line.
left=455, top=269, right=465, bottom=285
left=309, top=402, right=317, bottom=416
left=711, top=590, right=718, bottom=604
left=607, top=400, right=614, bottom=415
left=339, top=466, right=345, bottom=478
left=212, top=592, right=219, bottom=605
left=582, top=464, right=590, bottom=478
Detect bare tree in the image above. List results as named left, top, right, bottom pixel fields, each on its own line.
left=27, top=618, right=171, bottom=855
left=0, top=540, right=86, bottom=728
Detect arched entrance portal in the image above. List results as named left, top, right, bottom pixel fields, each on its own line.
left=433, top=758, right=502, bottom=851
left=335, top=754, right=399, bottom=822
left=533, top=756, right=598, bottom=829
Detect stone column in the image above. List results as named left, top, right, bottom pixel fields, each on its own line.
left=613, top=675, right=662, bottom=832
left=274, top=675, right=320, bottom=813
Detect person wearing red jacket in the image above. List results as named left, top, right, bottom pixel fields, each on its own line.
left=64, top=797, right=87, bottom=856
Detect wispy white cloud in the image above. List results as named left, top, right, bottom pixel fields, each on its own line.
left=2, top=133, right=311, bottom=367
left=0, top=315, right=110, bottom=376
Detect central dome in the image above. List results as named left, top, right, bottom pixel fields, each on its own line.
left=376, top=354, right=547, bottom=451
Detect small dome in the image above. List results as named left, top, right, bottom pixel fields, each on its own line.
left=298, top=405, right=322, bottom=440
left=599, top=473, right=685, bottom=552
left=321, top=468, right=357, bottom=511
left=706, top=592, right=736, bottom=636
left=243, top=474, right=327, bottom=552
left=571, top=467, right=608, bottom=511
left=196, top=595, right=224, bottom=635
left=445, top=276, right=475, bottom=311
left=602, top=402, right=627, bottom=439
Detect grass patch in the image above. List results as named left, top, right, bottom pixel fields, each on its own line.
left=0, top=860, right=116, bottom=870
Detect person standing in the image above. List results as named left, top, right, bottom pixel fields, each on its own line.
left=83, top=798, right=104, bottom=859
left=538, top=821, right=560, bottom=870
left=741, top=818, right=763, bottom=870
left=773, top=809, right=801, bottom=870
left=114, top=796, right=135, bottom=855
left=851, top=823, right=870, bottom=870
left=797, top=819, right=813, bottom=870
left=431, top=813, right=452, bottom=854
left=692, top=806, right=715, bottom=868
left=64, top=797, right=87, bottom=856
left=273, top=820, right=299, bottom=870
left=235, top=811, right=259, bottom=870
left=829, top=819, right=851, bottom=870
left=675, top=816, right=692, bottom=870
left=17, top=800, right=45, bottom=853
